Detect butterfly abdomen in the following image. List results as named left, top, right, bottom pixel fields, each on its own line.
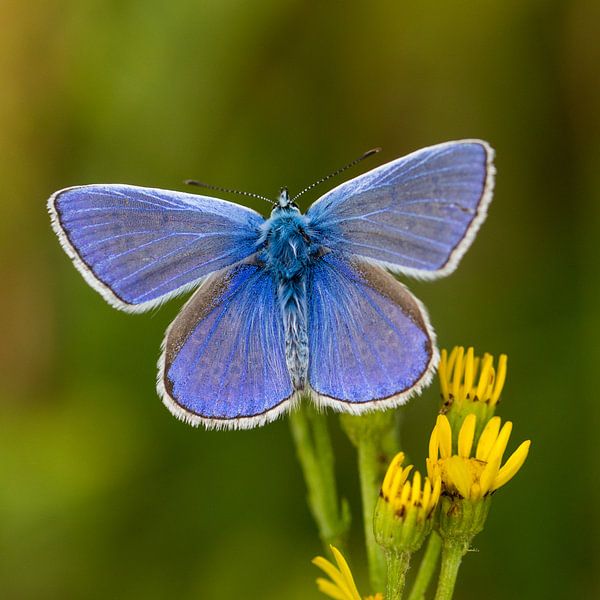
left=278, top=276, right=309, bottom=389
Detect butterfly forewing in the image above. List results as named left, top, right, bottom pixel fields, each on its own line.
left=49, top=184, right=264, bottom=312
left=306, top=140, right=494, bottom=279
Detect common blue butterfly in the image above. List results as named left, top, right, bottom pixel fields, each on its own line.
left=48, top=140, right=495, bottom=429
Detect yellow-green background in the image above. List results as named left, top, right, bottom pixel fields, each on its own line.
left=1, top=1, right=598, bottom=598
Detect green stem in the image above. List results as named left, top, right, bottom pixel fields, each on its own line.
left=434, top=541, right=467, bottom=600
left=385, top=550, right=411, bottom=600
left=407, top=532, right=442, bottom=600
left=356, top=435, right=388, bottom=592
left=289, top=402, right=350, bottom=552
left=341, top=411, right=399, bottom=594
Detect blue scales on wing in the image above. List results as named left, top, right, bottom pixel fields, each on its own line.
left=307, top=254, right=437, bottom=408
left=49, top=184, right=264, bottom=311
left=159, top=260, right=294, bottom=428
left=306, top=140, right=494, bottom=278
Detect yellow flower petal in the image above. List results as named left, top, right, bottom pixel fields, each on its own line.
left=479, top=455, right=501, bottom=495
left=313, top=547, right=365, bottom=600
left=381, top=452, right=405, bottom=497
left=452, top=346, right=465, bottom=399
left=429, top=423, right=439, bottom=461
left=426, top=457, right=437, bottom=482
left=458, top=414, right=476, bottom=458
left=491, top=354, right=507, bottom=404
left=487, top=421, right=513, bottom=466
left=431, top=475, right=442, bottom=508
left=388, top=470, right=402, bottom=500
left=484, top=365, right=495, bottom=401
left=447, top=346, right=459, bottom=380
left=464, top=347, right=475, bottom=395
left=476, top=416, right=501, bottom=460
left=389, top=462, right=409, bottom=500
left=475, top=353, right=493, bottom=400
left=411, top=471, right=422, bottom=504
left=316, top=578, right=348, bottom=600
left=421, top=478, right=432, bottom=515
left=439, top=348, right=449, bottom=400
left=437, top=415, right=452, bottom=459
left=470, top=482, right=482, bottom=500
left=399, top=481, right=411, bottom=507
left=492, top=440, right=531, bottom=491
left=312, top=556, right=358, bottom=600
left=330, top=546, right=362, bottom=600
left=445, top=456, right=472, bottom=498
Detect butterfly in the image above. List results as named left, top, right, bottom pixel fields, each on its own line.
left=48, top=140, right=495, bottom=429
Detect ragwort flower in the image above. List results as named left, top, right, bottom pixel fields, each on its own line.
left=439, top=346, right=507, bottom=435
left=427, top=414, right=530, bottom=501
left=375, top=452, right=441, bottom=553
left=428, top=413, right=530, bottom=543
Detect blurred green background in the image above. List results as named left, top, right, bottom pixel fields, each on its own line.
left=1, top=0, right=598, bottom=598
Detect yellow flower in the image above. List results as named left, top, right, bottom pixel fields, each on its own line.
left=313, top=546, right=381, bottom=600
left=380, top=452, right=441, bottom=522
left=374, top=453, right=441, bottom=555
left=439, top=346, right=506, bottom=407
left=427, top=414, right=530, bottom=500
left=439, top=347, right=507, bottom=433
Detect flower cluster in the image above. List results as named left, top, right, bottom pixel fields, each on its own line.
left=314, top=347, right=531, bottom=600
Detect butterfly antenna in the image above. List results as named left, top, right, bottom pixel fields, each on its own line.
left=185, top=180, right=276, bottom=205
left=291, top=147, right=381, bottom=202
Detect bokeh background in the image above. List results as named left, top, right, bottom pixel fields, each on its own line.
left=1, top=1, right=598, bottom=598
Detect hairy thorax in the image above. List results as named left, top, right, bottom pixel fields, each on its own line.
left=259, top=208, right=318, bottom=278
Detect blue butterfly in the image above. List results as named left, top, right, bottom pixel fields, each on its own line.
left=48, top=140, right=495, bottom=429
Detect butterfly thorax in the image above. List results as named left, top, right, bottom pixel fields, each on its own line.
left=258, top=204, right=320, bottom=391
left=259, top=209, right=318, bottom=276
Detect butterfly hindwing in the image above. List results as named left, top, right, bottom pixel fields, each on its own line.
left=48, top=184, right=264, bottom=312
left=307, top=254, right=437, bottom=410
left=306, top=140, right=494, bottom=279
left=158, top=258, right=294, bottom=429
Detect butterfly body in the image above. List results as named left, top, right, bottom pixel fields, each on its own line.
left=258, top=191, right=320, bottom=390
left=48, top=140, right=495, bottom=429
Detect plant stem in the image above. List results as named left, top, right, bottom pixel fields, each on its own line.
left=341, top=411, right=399, bottom=594
left=385, top=550, right=411, bottom=600
left=289, top=401, right=350, bottom=552
left=356, top=434, right=388, bottom=591
left=434, top=541, right=466, bottom=600
left=407, top=532, right=442, bottom=600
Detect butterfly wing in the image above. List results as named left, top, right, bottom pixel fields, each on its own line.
left=307, top=254, right=437, bottom=410
left=48, top=184, right=264, bottom=312
left=158, top=258, right=294, bottom=429
left=306, top=140, right=494, bottom=279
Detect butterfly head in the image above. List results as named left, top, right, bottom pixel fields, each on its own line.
left=275, top=187, right=300, bottom=212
